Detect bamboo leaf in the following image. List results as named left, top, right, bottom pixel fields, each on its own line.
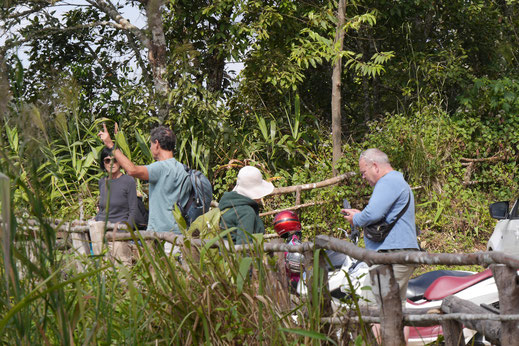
left=256, top=114, right=269, bottom=141
left=237, top=257, right=252, bottom=294
left=199, top=228, right=235, bottom=259
left=269, top=120, right=276, bottom=143
left=115, top=130, right=132, bottom=160
left=135, top=129, right=152, bottom=162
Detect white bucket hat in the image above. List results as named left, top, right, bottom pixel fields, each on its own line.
left=233, top=166, right=274, bottom=200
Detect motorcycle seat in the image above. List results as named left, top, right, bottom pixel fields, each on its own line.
left=406, top=270, right=473, bottom=302
left=424, top=268, right=493, bottom=301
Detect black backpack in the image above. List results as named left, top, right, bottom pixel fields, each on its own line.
left=178, top=164, right=213, bottom=226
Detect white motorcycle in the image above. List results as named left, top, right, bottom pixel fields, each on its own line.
left=296, top=199, right=499, bottom=345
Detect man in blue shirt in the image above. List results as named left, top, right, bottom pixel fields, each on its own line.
left=342, top=148, right=419, bottom=302
left=98, top=124, right=189, bottom=253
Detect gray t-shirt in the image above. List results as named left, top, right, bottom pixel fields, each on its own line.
left=96, top=174, right=143, bottom=225
left=146, top=158, right=189, bottom=233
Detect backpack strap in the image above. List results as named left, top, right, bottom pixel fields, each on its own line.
left=178, top=170, right=193, bottom=209
left=387, top=191, right=411, bottom=227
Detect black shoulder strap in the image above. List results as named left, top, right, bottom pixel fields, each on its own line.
left=388, top=191, right=411, bottom=227
left=178, top=170, right=193, bottom=209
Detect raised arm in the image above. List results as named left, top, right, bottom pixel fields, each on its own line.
left=98, top=123, right=149, bottom=181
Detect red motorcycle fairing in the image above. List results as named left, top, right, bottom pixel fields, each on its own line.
left=423, top=268, right=493, bottom=301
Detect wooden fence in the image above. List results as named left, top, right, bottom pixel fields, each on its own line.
left=56, top=220, right=519, bottom=346
left=18, top=170, right=519, bottom=345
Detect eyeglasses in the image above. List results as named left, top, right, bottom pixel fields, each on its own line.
left=104, top=157, right=117, bottom=165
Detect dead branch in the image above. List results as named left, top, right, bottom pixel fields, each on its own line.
left=460, top=156, right=509, bottom=163
left=269, top=171, right=356, bottom=195
left=323, top=313, right=519, bottom=325
left=259, top=201, right=328, bottom=216
left=86, top=0, right=151, bottom=49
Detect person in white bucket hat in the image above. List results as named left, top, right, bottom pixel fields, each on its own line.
left=218, top=166, right=274, bottom=244
left=233, top=166, right=274, bottom=199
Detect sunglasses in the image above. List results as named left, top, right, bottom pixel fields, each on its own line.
left=103, top=157, right=117, bottom=165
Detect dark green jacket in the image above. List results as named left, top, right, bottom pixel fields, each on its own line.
left=218, top=191, right=265, bottom=245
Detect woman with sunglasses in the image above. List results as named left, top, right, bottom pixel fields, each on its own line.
left=95, top=147, right=147, bottom=228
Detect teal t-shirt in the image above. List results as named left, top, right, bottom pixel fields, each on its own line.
left=146, top=158, right=189, bottom=233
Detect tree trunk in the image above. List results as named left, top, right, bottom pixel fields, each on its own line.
left=207, top=52, right=226, bottom=92
left=0, top=54, right=11, bottom=117
left=358, top=27, right=372, bottom=123
left=207, top=7, right=233, bottom=92
left=331, top=0, right=346, bottom=176
left=146, top=0, right=169, bottom=122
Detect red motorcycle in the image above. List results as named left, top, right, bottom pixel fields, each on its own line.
left=273, top=210, right=304, bottom=291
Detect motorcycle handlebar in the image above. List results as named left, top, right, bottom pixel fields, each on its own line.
left=342, top=198, right=359, bottom=244
left=337, top=227, right=360, bottom=245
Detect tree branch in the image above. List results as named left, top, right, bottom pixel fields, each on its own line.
left=124, top=30, right=152, bottom=84
left=270, top=171, right=356, bottom=195
left=460, top=155, right=510, bottom=163
left=87, top=0, right=151, bottom=49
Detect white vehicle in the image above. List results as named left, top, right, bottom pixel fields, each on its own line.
left=487, top=199, right=519, bottom=256
left=295, top=247, right=494, bottom=345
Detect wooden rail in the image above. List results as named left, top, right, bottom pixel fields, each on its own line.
left=63, top=224, right=519, bottom=345
left=3, top=210, right=507, bottom=344
left=13, top=162, right=516, bottom=344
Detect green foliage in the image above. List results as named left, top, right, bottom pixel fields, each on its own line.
left=0, top=168, right=357, bottom=343
left=4, top=4, right=519, bottom=339
left=365, top=106, right=465, bottom=187
left=166, top=74, right=230, bottom=174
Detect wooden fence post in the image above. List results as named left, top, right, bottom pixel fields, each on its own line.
left=319, top=250, right=333, bottom=316
left=491, top=264, right=519, bottom=345
left=440, top=319, right=464, bottom=346
left=441, top=295, right=501, bottom=345
left=70, top=230, right=90, bottom=255
left=271, top=238, right=290, bottom=294
left=303, top=248, right=314, bottom=304
left=89, top=221, right=105, bottom=255
left=295, top=186, right=302, bottom=206
left=369, top=265, right=405, bottom=346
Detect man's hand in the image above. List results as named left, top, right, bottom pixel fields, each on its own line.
left=341, top=208, right=361, bottom=226
left=97, top=122, right=149, bottom=181
left=98, top=123, right=115, bottom=149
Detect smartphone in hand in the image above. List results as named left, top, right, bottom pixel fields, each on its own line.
left=341, top=198, right=351, bottom=215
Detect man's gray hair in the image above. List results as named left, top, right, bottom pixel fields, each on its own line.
left=359, top=148, right=390, bottom=164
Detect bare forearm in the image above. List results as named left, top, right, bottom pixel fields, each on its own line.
left=98, top=123, right=149, bottom=180
left=113, top=149, right=149, bottom=180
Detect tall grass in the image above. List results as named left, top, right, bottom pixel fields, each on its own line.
left=0, top=163, right=358, bottom=344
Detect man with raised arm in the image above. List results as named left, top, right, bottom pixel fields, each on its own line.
left=98, top=124, right=189, bottom=248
